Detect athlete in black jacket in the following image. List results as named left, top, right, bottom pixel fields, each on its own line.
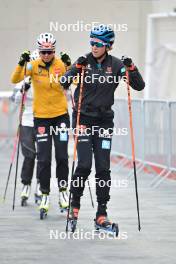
left=61, top=25, right=145, bottom=230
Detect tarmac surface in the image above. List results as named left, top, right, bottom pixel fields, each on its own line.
left=0, top=145, right=176, bottom=264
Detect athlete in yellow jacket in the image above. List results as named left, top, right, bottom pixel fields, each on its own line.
left=11, top=33, right=71, bottom=218
left=11, top=52, right=68, bottom=118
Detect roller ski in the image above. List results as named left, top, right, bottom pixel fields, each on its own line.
left=21, top=184, right=31, bottom=206
left=67, top=207, right=79, bottom=233
left=94, top=215, right=119, bottom=237
left=59, top=188, right=69, bottom=213
left=39, top=194, right=49, bottom=220
left=34, top=182, right=42, bottom=205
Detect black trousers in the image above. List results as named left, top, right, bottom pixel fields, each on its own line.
left=20, top=125, right=37, bottom=185
left=34, top=114, right=70, bottom=194
left=71, top=113, right=113, bottom=210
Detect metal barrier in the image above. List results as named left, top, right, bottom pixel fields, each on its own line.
left=112, top=98, right=176, bottom=187
left=0, top=94, right=18, bottom=149
left=112, top=99, right=144, bottom=160
left=169, top=102, right=176, bottom=172
left=143, top=100, right=169, bottom=168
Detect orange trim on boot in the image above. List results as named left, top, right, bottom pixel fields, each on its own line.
left=96, top=215, right=106, bottom=225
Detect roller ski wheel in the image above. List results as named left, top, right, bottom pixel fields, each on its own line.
left=94, top=216, right=119, bottom=237
left=40, top=208, right=47, bottom=220
left=67, top=207, right=79, bottom=233
left=21, top=196, right=28, bottom=207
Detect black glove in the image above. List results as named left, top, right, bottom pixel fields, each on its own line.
left=18, top=50, right=30, bottom=66
left=20, top=82, right=31, bottom=93
left=77, top=56, right=88, bottom=67
left=121, top=56, right=133, bottom=67
left=60, top=52, right=71, bottom=66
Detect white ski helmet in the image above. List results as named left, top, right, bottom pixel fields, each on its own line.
left=37, top=32, right=56, bottom=51
left=30, top=49, right=39, bottom=60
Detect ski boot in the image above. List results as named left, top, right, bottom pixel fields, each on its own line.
left=67, top=207, right=79, bottom=233
left=59, top=188, right=69, bottom=213
left=39, top=194, right=49, bottom=220
left=21, top=184, right=31, bottom=206
left=34, top=182, right=42, bottom=205
left=94, top=215, right=119, bottom=237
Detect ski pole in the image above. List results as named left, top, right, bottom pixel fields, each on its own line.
left=66, top=66, right=86, bottom=232
left=87, top=182, right=94, bottom=208
left=69, top=87, right=94, bottom=209
left=12, top=63, right=27, bottom=210
left=3, top=69, right=27, bottom=202
left=69, top=87, right=75, bottom=110
left=3, top=131, right=19, bottom=202
left=126, top=70, right=141, bottom=231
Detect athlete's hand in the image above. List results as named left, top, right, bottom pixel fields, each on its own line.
left=60, top=52, right=71, bottom=66
left=76, top=56, right=88, bottom=67
left=121, top=55, right=136, bottom=71
left=20, top=82, right=31, bottom=93
left=18, top=50, right=30, bottom=66
left=121, top=55, right=133, bottom=67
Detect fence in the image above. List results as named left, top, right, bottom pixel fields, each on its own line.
left=112, top=98, right=176, bottom=187
left=0, top=93, right=18, bottom=148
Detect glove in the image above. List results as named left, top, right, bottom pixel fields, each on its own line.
left=60, top=52, right=71, bottom=66
left=18, top=50, right=30, bottom=66
left=121, top=55, right=133, bottom=67
left=76, top=56, right=88, bottom=67
left=20, top=82, right=31, bottom=93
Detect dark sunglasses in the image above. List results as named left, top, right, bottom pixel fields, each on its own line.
left=40, top=50, right=54, bottom=55
left=90, top=41, right=107, bottom=48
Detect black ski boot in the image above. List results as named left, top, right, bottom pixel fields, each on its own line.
left=94, top=215, right=119, bottom=237
left=94, top=203, right=119, bottom=237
